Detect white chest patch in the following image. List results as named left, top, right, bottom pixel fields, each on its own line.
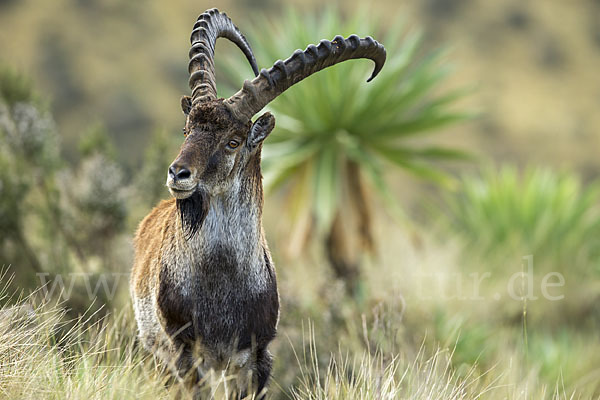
left=177, top=190, right=270, bottom=294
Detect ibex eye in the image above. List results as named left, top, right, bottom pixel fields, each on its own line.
left=227, top=140, right=240, bottom=149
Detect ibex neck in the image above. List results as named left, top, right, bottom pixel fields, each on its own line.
left=181, top=178, right=266, bottom=286
left=202, top=185, right=263, bottom=243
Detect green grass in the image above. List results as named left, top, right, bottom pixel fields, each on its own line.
left=442, top=166, right=600, bottom=275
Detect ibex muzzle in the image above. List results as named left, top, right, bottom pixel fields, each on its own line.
left=131, top=7, right=385, bottom=398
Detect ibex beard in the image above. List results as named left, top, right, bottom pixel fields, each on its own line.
left=131, top=101, right=279, bottom=398
left=130, top=7, right=385, bottom=399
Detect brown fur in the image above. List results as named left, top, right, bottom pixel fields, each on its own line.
left=130, top=100, right=279, bottom=398
left=131, top=199, right=176, bottom=298
left=130, top=9, right=385, bottom=397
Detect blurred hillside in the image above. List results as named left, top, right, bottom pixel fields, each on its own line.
left=1, top=0, right=599, bottom=176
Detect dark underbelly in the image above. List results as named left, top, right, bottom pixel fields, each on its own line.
left=157, top=265, right=279, bottom=352
left=193, top=287, right=278, bottom=349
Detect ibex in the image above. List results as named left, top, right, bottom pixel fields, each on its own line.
left=131, top=8, right=385, bottom=398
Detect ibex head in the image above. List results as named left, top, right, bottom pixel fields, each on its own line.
left=167, top=8, right=386, bottom=201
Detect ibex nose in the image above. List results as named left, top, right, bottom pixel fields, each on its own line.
left=168, top=163, right=192, bottom=181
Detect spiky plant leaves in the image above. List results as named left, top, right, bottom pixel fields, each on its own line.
left=219, top=7, right=471, bottom=291
left=445, top=166, right=600, bottom=275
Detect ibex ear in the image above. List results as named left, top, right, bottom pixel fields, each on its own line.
left=181, top=96, right=192, bottom=115
left=248, top=112, right=275, bottom=149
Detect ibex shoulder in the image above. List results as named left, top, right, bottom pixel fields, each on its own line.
left=131, top=199, right=177, bottom=298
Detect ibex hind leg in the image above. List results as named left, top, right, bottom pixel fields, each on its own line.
left=233, top=347, right=272, bottom=399
left=255, top=348, right=273, bottom=399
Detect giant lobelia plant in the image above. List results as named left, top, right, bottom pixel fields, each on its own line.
left=220, top=8, right=472, bottom=295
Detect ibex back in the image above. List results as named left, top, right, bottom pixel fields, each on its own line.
left=130, top=8, right=385, bottom=398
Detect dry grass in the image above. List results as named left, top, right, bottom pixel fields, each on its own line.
left=1, top=224, right=597, bottom=400
left=0, top=299, right=579, bottom=400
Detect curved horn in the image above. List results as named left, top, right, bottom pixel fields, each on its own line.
left=224, top=34, right=386, bottom=122
left=188, top=8, right=259, bottom=105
